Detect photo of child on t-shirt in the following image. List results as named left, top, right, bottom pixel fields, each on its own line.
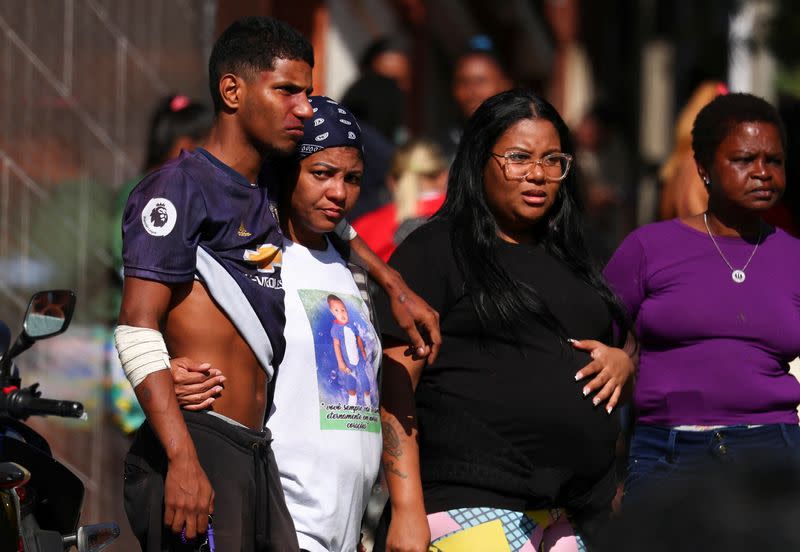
left=296, top=288, right=380, bottom=432
left=327, top=294, right=374, bottom=408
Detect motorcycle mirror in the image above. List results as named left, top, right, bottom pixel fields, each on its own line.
left=76, top=522, right=120, bottom=552
left=22, top=290, right=76, bottom=339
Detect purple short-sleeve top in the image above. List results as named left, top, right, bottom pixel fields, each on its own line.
left=604, top=219, right=800, bottom=426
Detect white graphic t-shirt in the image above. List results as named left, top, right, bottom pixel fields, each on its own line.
left=268, top=238, right=382, bottom=552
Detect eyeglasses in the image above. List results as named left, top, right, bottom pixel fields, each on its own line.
left=491, top=151, right=573, bottom=181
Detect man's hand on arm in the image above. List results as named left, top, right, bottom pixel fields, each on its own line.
left=349, top=235, right=442, bottom=363
left=118, top=277, right=213, bottom=539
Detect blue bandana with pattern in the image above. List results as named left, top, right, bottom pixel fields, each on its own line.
left=298, top=96, right=363, bottom=159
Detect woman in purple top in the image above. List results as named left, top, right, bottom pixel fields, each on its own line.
left=604, top=93, right=800, bottom=501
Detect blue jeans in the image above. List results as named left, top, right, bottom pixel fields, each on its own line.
left=624, top=423, right=800, bottom=504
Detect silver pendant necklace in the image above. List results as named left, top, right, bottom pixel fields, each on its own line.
left=703, top=212, right=762, bottom=284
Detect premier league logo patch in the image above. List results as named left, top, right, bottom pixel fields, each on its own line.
left=141, top=198, right=177, bottom=236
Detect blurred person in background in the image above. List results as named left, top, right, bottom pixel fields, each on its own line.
left=542, top=0, right=594, bottom=129
left=341, top=37, right=411, bottom=219
left=341, top=37, right=410, bottom=144
left=574, top=102, right=635, bottom=263
left=354, top=36, right=412, bottom=93
left=604, top=93, right=800, bottom=504
left=376, top=89, right=636, bottom=552
left=353, top=140, right=448, bottom=261
left=439, top=43, right=513, bottom=160
left=658, top=81, right=727, bottom=220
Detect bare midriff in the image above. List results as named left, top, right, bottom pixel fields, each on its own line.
left=165, top=281, right=267, bottom=430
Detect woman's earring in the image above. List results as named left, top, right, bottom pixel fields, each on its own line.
left=703, top=177, right=711, bottom=189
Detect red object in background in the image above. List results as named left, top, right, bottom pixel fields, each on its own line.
left=353, top=195, right=445, bottom=261
left=169, top=95, right=191, bottom=112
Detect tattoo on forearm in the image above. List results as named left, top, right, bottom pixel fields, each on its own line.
left=383, top=459, right=408, bottom=479
left=382, top=421, right=403, bottom=458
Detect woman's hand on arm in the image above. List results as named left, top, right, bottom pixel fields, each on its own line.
left=170, top=357, right=225, bottom=411
left=349, top=236, right=442, bottom=363
left=572, top=336, right=637, bottom=413
left=381, top=340, right=431, bottom=552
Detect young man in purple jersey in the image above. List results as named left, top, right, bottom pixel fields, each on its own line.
left=116, top=17, right=439, bottom=551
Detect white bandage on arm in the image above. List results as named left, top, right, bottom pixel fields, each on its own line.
left=333, top=219, right=357, bottom=241
left=114, top=325, right=171, bottom=388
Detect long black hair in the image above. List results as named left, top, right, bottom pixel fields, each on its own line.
left=437, top=88, right=631, bottom=345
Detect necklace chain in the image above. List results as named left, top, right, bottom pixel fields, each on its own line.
left=703, top=212, right=762, bottom=279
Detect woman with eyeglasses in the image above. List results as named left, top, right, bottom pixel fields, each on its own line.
left=375, top=89, right=635, bottom=552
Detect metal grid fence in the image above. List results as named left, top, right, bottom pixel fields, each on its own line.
left=0, top=0, right=215, bottom=324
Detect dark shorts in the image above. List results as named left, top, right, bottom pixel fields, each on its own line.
left=123, top=410, right=298, bottom=552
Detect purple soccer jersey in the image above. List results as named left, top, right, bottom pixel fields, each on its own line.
left=121, top=148, right=286, bottom=376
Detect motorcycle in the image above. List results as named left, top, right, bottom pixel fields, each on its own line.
left=0, top=290, right=120, bottom=551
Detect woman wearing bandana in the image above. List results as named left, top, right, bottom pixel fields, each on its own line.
left=179, top=97, right=382, bottom=552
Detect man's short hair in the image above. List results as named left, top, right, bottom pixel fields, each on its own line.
left=208, top=16, right=314, bottom=112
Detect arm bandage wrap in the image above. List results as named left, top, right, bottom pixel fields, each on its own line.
left=114, top=325, right=171, bottom=388
left=333, top=219, right=357, bottom=241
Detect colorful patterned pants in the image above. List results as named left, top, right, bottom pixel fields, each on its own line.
left=427, top=507, right=586, bottom=552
